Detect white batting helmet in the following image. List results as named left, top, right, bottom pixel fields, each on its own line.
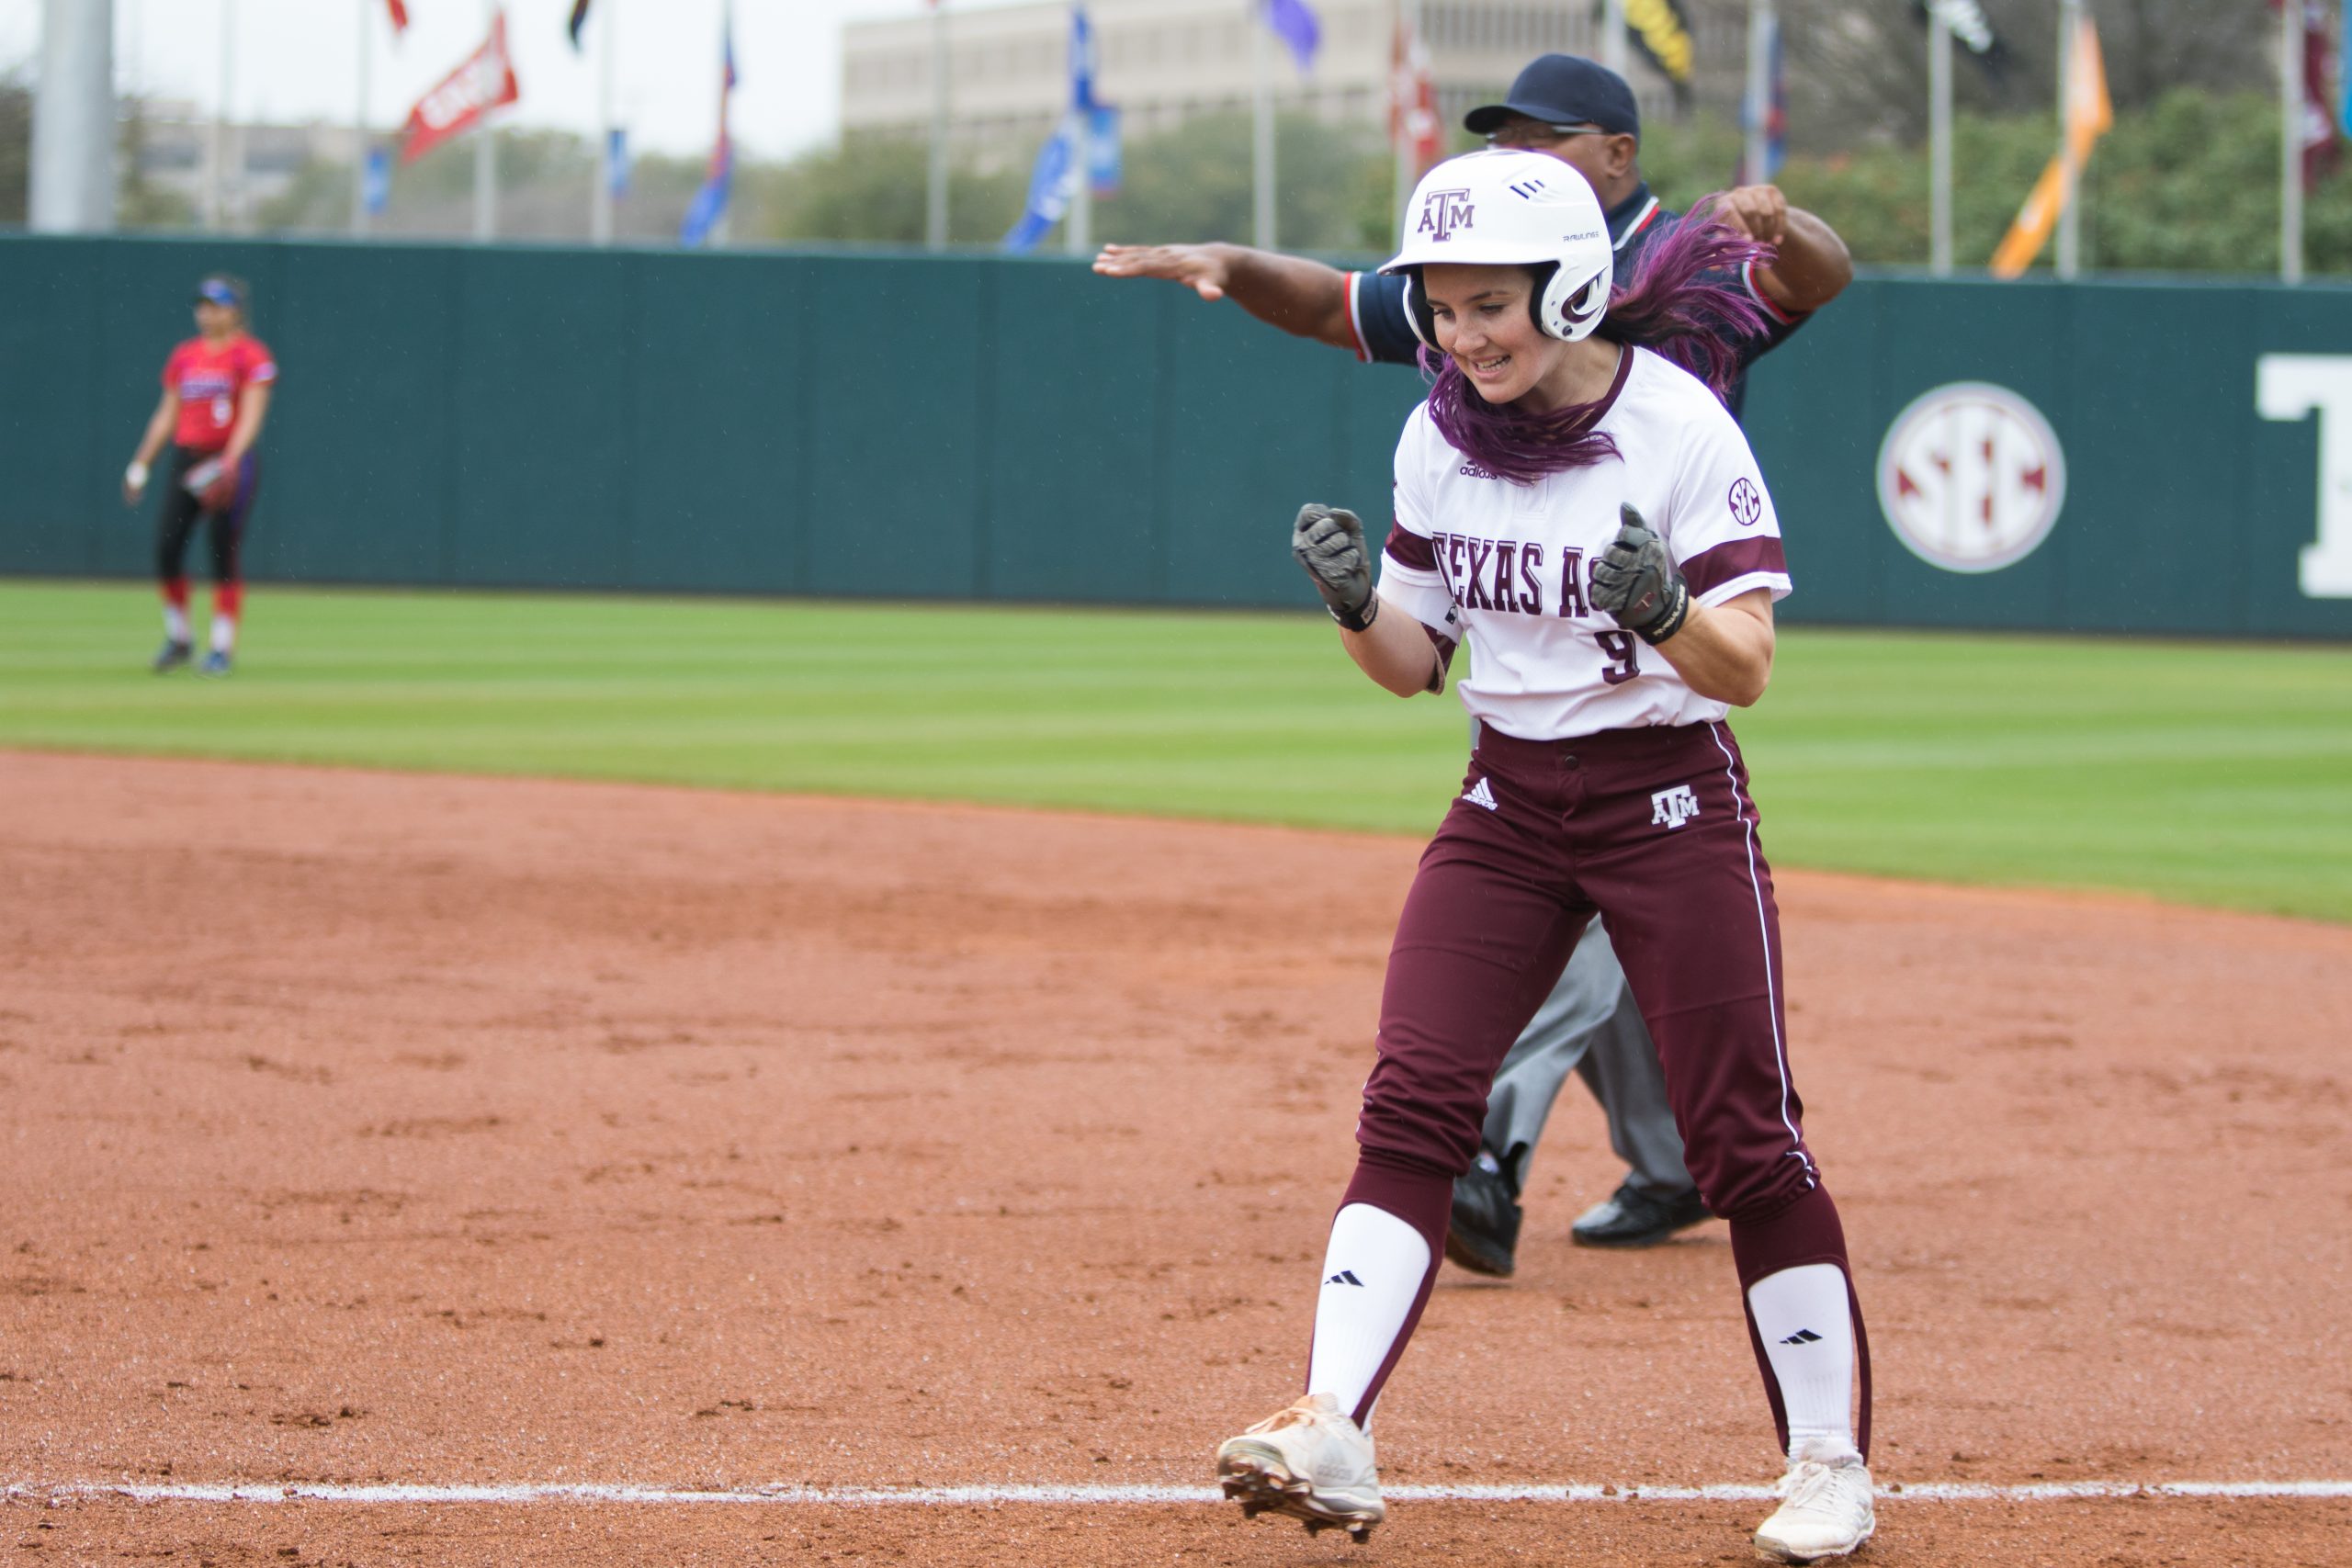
left=1378, top=149, right=1614, bottom=350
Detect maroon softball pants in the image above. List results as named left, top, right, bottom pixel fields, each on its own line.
left=1336, top=719, right=1865, bottom=1450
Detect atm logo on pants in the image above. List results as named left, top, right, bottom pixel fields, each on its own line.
left=1650, top=784, right=1701, bottom=829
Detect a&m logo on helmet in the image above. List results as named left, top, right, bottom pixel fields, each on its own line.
left=1417, top=188, right=1476, bottom=243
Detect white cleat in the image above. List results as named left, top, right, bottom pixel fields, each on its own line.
left=1752, top=1439, right=1876, bottom=1563
left=1214, top=1393, right=1385, bottom=1542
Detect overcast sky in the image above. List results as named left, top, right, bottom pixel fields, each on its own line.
left=0, top=0, right=1024, bottom=161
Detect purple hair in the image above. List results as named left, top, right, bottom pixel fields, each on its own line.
left=1422, top=207, right=1777, bottom=485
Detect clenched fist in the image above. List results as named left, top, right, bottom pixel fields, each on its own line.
left=1291, top=503, right=1378, bottom=632
left=1590, top=503, right=1690, bottom=645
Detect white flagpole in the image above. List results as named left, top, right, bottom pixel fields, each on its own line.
left=593, top=0, right=615, bottom=243
left=2282, top=0, right=2304, bottom=284
left=1928, top=0, right=1951, bottom=274
left=209, top=0, right=235, bottom=230
left=474, top=1, right=497, bottom=242
left=353, top=0, right=371, bottom=235
left=926, top=0, right=949, bottom=249
left=1251, top=0, right=1274, bottom=249
left=2055, top=0, right=2080, bottom=280
left=1741, top=0, right=1772, bottom=186
left=1392, top=0, right=1411, bottom=228
left=28, top=0, right=115, bottom=233
left=1600, top=0, right=1627, bottom=79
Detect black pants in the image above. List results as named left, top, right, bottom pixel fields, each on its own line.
left=157, top=445, right=260, bottom=585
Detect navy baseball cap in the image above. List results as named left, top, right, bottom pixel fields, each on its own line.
left=193, top=275, right=247, bottom=310
left=1464, top=54, right=1640, bottom=139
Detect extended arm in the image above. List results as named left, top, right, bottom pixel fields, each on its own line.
left=1093, top=243, right=1358, bottom=351
left=124, top=389, right=178, bottom=504
left=1709, top=186, right=1854, bottom=317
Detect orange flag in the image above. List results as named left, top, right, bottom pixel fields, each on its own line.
left=1991, top=14, right=2111, bottom=277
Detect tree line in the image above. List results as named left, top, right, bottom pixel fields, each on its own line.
left=5, top=73, right=2346, bottom=277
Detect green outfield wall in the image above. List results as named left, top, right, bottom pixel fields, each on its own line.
left=3, top=232, right=2348, bottom=637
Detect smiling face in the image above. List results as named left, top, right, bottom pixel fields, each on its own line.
left=1421, top=263, right=1565, bottom=407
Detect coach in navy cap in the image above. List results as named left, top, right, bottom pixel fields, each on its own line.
left=1464, top=53, right=1643, bottom=139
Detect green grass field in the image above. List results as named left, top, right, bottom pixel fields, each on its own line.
left=4, top=580, right=2347, bottom=922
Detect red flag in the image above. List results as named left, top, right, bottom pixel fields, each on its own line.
left=1389, top=18, right=1440, bottom=177
left=401, top=11, right=520, bottom=164
left=2297, top=0, right=2341, bottom=188
left=384, top=0, right=410, bottom=30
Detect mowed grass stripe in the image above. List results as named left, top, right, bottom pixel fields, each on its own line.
left=2, top=580, right=2346, bottom=923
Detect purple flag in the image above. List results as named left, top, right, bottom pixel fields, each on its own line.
left=1264, top=0, right=1319, bottom=73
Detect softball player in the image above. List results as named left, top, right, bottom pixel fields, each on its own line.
left=1213, top=152, right=1874, bottom=1564
left=123, top=274, right=276, bottom=676
left=1099, top=52, right=1856, bottom=1274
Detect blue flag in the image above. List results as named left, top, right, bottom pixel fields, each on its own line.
left=2342, top=0, right=2352, bottom=138
left=1004, top=9, right=1109, bottom=252
left=605, top=128, right=630, bottom=198
left=1070, top=6, right=1098, bottom=109
left=680, top=14, right=737, bottom=246
left=1003, top=120, right=1075, bottom=253
left=1264, top=0, right=1319, bottom=73
left=1088, top=106, right=1121, bottom=197
left=1738, top=13, right=1785, bottom=182
left=362, top=145, right=390, bottom=215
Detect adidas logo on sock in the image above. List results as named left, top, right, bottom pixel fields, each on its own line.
left=1324, top=1269, right=1363, bottom=1287
left=1463, top=776, right=1498, bottom=811
left=1778, top=1328, right=1823, bottom=1346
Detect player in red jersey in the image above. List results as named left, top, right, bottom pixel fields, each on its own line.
left=122, top=274, right=277, bottom=676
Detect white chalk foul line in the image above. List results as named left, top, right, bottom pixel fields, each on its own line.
left=12, top=1480, right=2352, bottom=1506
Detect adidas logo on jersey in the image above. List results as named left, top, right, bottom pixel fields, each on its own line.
left=1325, top=1270, right=1364, bottom=1287
left=1463, top=776, right=1498, bottom=812
left=1650, top=784, right=1700, bottom=829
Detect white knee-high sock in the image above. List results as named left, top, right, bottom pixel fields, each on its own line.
left=1306, top=1202, right=1431, bottom=1428
left=1747, top=1262, right=1857, bottom=1458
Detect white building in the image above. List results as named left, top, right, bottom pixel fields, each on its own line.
left=841, top=0, right=1729, bottom=165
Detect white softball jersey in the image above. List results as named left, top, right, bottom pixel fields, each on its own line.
left=1375, top=344, right=1792, bottom=741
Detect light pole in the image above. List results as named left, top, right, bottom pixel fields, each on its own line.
left=29, top=0, right=117, bottom=233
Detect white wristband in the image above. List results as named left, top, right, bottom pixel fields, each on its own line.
left=125, top=460, right=150, bottom=488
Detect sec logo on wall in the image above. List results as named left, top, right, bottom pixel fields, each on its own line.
left=1874, top=382, right=2068, bottom=574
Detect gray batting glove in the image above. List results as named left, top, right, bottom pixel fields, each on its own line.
left=1589, top=502, right=1690, bottom=645
left=1291, top=503, right=1379, bottom=632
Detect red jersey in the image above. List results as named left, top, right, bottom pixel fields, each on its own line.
left=164, top=333, right=277, bottom=452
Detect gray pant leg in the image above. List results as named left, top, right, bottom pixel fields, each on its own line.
left=1480, top=919, right=1697, bottom=1198
left=1571, top=975, right=1696, bottom=1200
left=1480, top=916, right=1613, bottom=1186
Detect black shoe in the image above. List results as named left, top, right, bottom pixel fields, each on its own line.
left=1444, top=1161, right=1522, bottom=1277
left=1569, top=1181, right=1714, bottom=1249
left=152, top=638, right=193, bottom=672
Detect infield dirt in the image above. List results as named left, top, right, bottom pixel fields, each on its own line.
left=2, top=751, right=2346, bottom=1563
